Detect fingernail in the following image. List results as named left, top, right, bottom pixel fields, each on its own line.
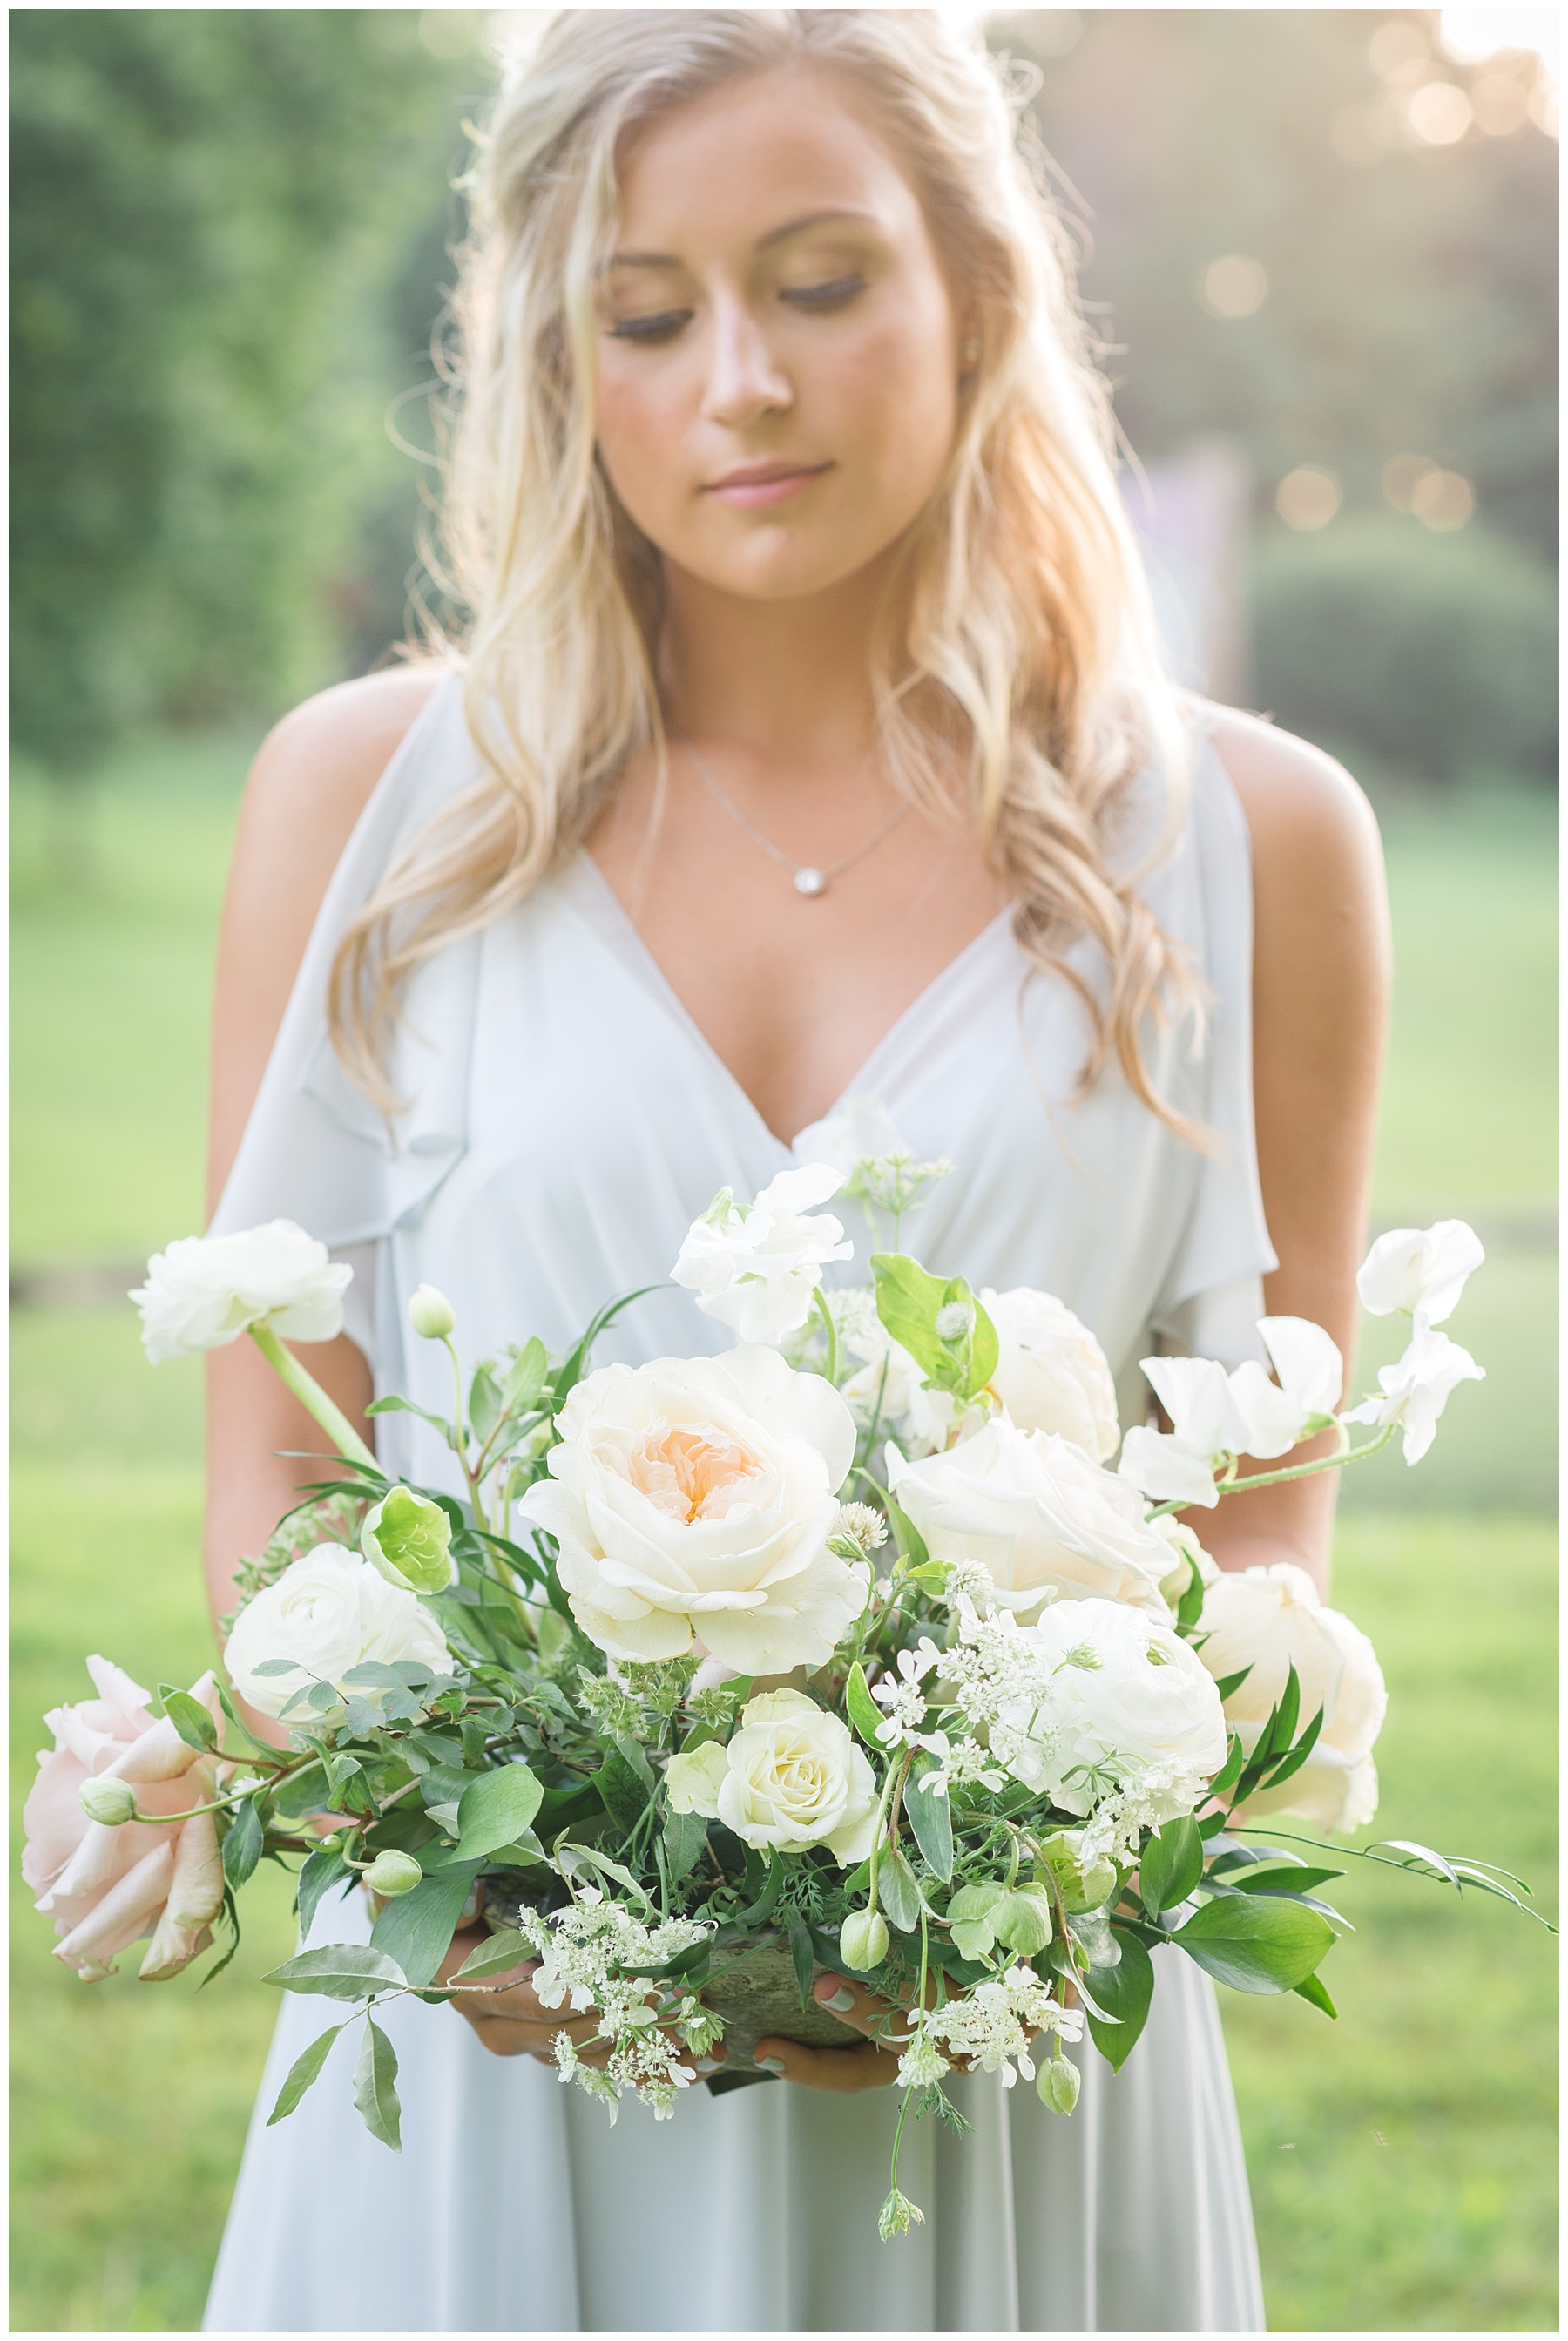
left=755, top=2053, right=787, bottom=2074
left=823, top=1987, right=856, bottom=2013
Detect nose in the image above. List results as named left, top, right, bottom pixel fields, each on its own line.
left=700, top=290, right=794, bottom=429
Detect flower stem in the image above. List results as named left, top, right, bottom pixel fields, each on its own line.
left=812, top=1286, right=840, bottom=1388
left=1145, top=1422, right=1396, bottom=1518
left=248, top=1324, right=379, bottom=1473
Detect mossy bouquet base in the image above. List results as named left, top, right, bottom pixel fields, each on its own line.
left=24, top=1171, right=1540, bottom=2237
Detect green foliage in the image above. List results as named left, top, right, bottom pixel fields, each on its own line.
left=1173, top=1897, right=1337, bottom=1995
left=266, top=2022, right=344, bottom=2128
left=10, top=10, right=477, bottom=774
left=351, top=2016, right=402, bottom=2152
left=1254, top=518, right=1557, bottom=784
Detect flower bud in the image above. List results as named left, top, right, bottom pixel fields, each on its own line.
left=839, top=1908, right=889, bottom=1971
left=1037, top=2053, right=1081, bottom=2114
left=408, top=1284, right=456, bottom=1340
left=78, top=1775, right=139, bottom=1826
left=1037, top=1828, right=1118, bottom=1916
left=935, top=1299, right=976, bottom=1342
left=363, top=1849, right=423, bottom=1898
left=992, top=1884, right=1054, bottom=1957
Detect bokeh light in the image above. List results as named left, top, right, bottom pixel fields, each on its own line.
left=1275, top=467, right=1342, bottom=531
left=1198, top=255, right=1268, bottom=319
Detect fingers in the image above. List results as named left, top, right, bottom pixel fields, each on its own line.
left=751, top=2032, right=902, bottom=2092
left=808, top=1971, right=918, bottom=2047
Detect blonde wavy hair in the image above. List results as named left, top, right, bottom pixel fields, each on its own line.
left=333, top=7, right=1200, bottom=1124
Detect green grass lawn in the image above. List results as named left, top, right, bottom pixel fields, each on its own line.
left=10, top=743, right=1557, bottom=2330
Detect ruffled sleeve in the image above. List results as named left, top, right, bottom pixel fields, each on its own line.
left=206, top=674, right=481, bottom=1356
left=1146, top=732, right=1278, bottom=1369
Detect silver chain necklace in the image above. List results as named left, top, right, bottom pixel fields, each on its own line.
left=681, top=740, right=910, bottom=898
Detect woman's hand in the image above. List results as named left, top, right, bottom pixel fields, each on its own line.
left=433, top=1927, right=727, bottom=2081
left=752, top=1972, right=929, bottom=2093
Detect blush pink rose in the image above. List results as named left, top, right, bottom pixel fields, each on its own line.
left=23, top=1656, right=226, bottom=1980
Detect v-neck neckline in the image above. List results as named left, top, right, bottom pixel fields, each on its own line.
left=555, top=849, right=1017, bottom=1154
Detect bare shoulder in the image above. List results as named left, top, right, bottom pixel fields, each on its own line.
left=1200, top=701, right=1383, bottom=903
left=240, top=664, right=449, bottom=863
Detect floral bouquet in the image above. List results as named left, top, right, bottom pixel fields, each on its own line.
left=23, top=1124, right=1544, bottom=2237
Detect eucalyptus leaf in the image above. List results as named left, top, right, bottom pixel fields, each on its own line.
left=453, top=1929, right=533, bottom=1981
left=295, top=1841, right=350, bottom=1941
left=264, top=1944, right=409, bottom=2001
left=157, top=1685, right=218, bottom=1753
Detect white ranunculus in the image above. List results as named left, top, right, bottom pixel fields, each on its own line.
left=1342, top=1323, right=1484, bottom=1464
left=131, top=1221, right=351, bottom=1364
left=667, top=1690, right=876, bottom=1864
left=1195, top=1563, right=1387, bottom=1831
left=980, top=1288, right=1119, bottom=1461
left=517, top=1346, right=865, bottom=1672
left=889, top=1418, right=1173, bottom=1617
left=224, top=1544, right=449, bottom=1722
left=670, top=1166, right=854, bottom=1345
left=1003, top=1597, right=1227, bottom=1813
left=1357, top=1219, right=1484, bottom=1329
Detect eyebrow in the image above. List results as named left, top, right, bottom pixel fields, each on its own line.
left=607, top=207, right=880, bottom=270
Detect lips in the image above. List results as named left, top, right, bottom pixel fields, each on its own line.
left=704, top=461, right=832, bottom=511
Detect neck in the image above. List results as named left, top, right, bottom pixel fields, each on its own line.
left=658, top=556, right=890, bottom=772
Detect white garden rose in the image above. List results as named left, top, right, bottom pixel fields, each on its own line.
left=1196, top=1563, right=1387, bottom=1831
left=888, top=1419, right=1173, bottom=1618
left=997, top=1597, right=1227, bottom=1815
left=131, top=1221, right=351, bottom=1364
left=517, top=1346, right=866, bottom=1673
left=666, top=1690, right=876, bottom=1864
left=670, top=1165, right=854, bottom=1344
left=979, top=1288, right=1119, bottom=1461
left=224, top=1544, right=449, bottom=1722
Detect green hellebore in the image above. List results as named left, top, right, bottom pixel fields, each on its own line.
left=362, top=1485, right=454, bottom=1594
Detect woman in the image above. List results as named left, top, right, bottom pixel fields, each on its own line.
left=201, top=11, right=1389, bottom=2331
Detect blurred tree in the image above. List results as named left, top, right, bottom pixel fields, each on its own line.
left=10, top=10, right=478, bottom=778
left=1003, top=8, right=1558, bottom=558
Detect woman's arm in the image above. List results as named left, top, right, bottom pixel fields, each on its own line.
left=1200, top=707, right=1392, bottom=1593
left=203, top=667, right=442, bottom=1641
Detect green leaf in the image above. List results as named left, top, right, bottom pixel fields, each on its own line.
left=453, top=1929, right=532, bottom=1981
left=904, top=1760, right=954, bottom=1882
left=966, top=1293, right=999, bottom=1394
left=844, top=1661, right=886, bottom=1750
left=869, top=1254, right=964, bottom=1392
left=1139, top=1815, right=1205, bottom=1916
left=1257, top=1702, right=1325, bottom=1792
left=370, top=1864, right=483, bottom=1988
left=157, top=1685, right=218, bottom=1753
left=455, top=1765, right=544, bottom=1862
left=502, top=1337, right=550, bottom=1415
left=786, top=1909, right=815, bottom=2012
left=1225, top=1863, right=1346, bottom=1898
left=1266, top=1662, right=1301, bottom=1759
left=880, top=1844, right=922, bottom=1934
left=469, top=1363, right=504, bottom=1446
left=1172, top=1894, right=1336, bottom=1994
left=1292, top=1969, right=1339, bottom=2018
left=353, top=2015, right=402, bottom=2150
left=1175, top=1556, right=1206, bottom=1634
left=1083, top=1931, right=1155, bottom=2072
left=1213, top=1666, right=1254, bottom=1702
left=221, top=1796, right=265, bottom=1891
left=366, top=1393, right=456, bottom=1445
left=1208, top=1734, right=1247, bottom=1803
left=295, top=1842, right=351, bottom=1941
left=613, top=1733, right=656, bottom=1791
left=662, top=1807, right=708, bottom=1886
left=266, top=2022, right=344, bottom=2125
left=264, top=1944, right=409, bottom=2001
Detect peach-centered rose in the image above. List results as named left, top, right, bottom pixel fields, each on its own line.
left=23, top=1656, right=226, bottom=1980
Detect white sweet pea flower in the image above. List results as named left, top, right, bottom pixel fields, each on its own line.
left=670, top=1165, right=853, bottom=1345
left=1342, top=1323, right=1484, bottom=1464
left=130, top=1221, right=351, bottom=1364
left=1119, top=1319, right=1344, bottom=1506
left=1357, top=1220, right=1484, bottom=1329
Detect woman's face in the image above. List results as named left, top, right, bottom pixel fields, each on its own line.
left=593, top=65, right=964, bottom=605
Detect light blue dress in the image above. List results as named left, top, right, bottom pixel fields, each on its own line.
left=204, top=676, right=1271, bottom=2331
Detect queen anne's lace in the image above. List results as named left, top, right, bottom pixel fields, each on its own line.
left=918, top=1965, right=1085, bottom=2089
left=518, top=1891, right=715, bottom=2121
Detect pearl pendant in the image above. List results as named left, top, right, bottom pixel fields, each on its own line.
left=793, top=866, right=827, bottom=897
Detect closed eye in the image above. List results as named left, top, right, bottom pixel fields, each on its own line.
left=780, top=274, right=867, bottom=313
left=607, top=309, right=693, bottom=344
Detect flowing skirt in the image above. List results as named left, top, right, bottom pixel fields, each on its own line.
left=203, top=1888, right=1263, bottom=2334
